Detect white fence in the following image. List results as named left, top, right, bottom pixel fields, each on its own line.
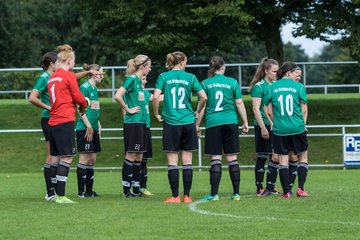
left=2, top=124, right=360, bottom=169
left=1, top=61, right=360, bottom=99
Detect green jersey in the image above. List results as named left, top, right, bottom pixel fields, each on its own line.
left=250, top=79, right=270, bottom=126
left=122, top=74, right=147, bottom=124
left=263, top=78, right=307, bottom=136
left=201, top=74, right=242, bottom=128
left=155, top=70, right=203, bottom=125
left=144, top=90, right=152, bottom=128
left=32, top=71, right=51, bottom=118
left=76, top=80, right=100, bottom=131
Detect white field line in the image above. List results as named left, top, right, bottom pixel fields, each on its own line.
left=188, top=200, right=360, bottom=226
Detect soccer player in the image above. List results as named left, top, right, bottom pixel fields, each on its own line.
left=288, top=66, right=303, bottom=193
left=47, top=44, right=88, bottom=204
left=196, top=56, right=248, bottom=201
left=29, top=52, right=58, bottom=201
left=29, top=52, right=101, bottom=202
left=248, top=57, right=280, bottom=196
left=76, top=64, right=104, bottom=198
left=153, top=51, right=207, bottom=203
left=263, top=62, right=309, bottom=198
left=114, top=55, right=151, bottom=198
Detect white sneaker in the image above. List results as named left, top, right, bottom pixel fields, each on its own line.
left=45, top=194, right=56, bottom=201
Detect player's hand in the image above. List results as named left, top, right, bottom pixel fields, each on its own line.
left=261, top=127, right=269, bottom=139
left=155, top=114, right=163, bottom=122
left=85, top=97, right=91, bottom=107
left=85, top=126, right=94, bottom=142
left=196, top=125, right=201, bottom=138
left=78, top=105, right=86, bottom=115
left=242, top=123, right=249, bottom=134
left=98, top=126, right=102, bottom=139
left=128, top=106, right=140, bottom=114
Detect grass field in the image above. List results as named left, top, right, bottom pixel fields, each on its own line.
left=1, top=169, right=359, bottom=240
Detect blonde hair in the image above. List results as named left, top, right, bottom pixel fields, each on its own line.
left=248, top=57, right=278, bottom=92
left=126, top=55, right=150, bottom=76
left=55, top=44, right=75, bottom=67
left=166, top=51, right=186, bottom=69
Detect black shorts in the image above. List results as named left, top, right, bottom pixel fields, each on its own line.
left=163, top=122, right=198, bottom=152
left=49, top=121, right=76, bottom=157
left=272, top=131, right=308, bottom=155
left=76, top=129, right=101, bottom=153
left=254, top=125, right=272, bottom=154
left=123, top=123, right=147, bottom=152
left=41, top=117, right=50, bottom=141
left=143, top=128, right=153, bottom=159
left=205, top=124, right=240, bottom=155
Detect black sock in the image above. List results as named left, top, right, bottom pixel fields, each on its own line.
left=168, top=165, right=179, bottom=197
left=266, top=160, right=279, bottom=191
left=50, top=164, right=58, bottom=194
left=56, top=161, right=70, bottom=197
left=298, top=162, right=308, bottom=190
left=182, top=165, right=193, bottom=196
left=289, top=160, right=298, bottom=191
left=77, top=163, right=87, bottom=195
left=86, top=165, right=94, bottom=194
left=44, top=163, right=53, bottom=195
left=132, top=161, right=141, bottom=194
left=278, top=164, right=290, bottom=194
left=255, top=155, right=267, bottom=190
left=122, top=159, right=133, bottom=194
left=209, top=160, right=222, bottom=196
left=140, top=160, right=148, bottom=189
left=228, top=160, right=240, bottom=195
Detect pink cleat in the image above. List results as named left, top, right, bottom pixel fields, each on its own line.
left=296, top=188, right=309, bottom=197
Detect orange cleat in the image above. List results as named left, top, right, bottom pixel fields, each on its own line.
left=164, top=196, right=181, bottom=203
left=183, top=195, right=192, bottom=203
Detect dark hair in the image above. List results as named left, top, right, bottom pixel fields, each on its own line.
left=248, top=57, right=278, bottom=92
left=208, top=56, right=225, bottom=77
left=166, top=51, right=186, bottom=69
left=41, top=52, right=57, bottom=71
left=277, top=61, right=299, bottom=79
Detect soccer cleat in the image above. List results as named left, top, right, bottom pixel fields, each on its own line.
left=55, top=196, right=77, bottom=204
left=258, top=189, right=271, bottom=197
left=296, top=188, right=309, bottom=197
left=281, top=192, right=292, bottom=199
left=271, top=188, right=281, bottom=195
left=124, top=192, right=142, bottom=198
left=231, top=194, right=241, bottom=201
left=201, top=194, right=220, bottom=201
left=78, top=192, right=85, bottom=198
left=84, top=192, right=99, bottom=198
left=183, top=195, right=192, bottom=203
left=45, top=193, right=56, bottom=201
left=164, top=196, right=181, bottom=203
left=140, top=188, right=154, bottom=196
left=256, top=188, right=264, bottom=196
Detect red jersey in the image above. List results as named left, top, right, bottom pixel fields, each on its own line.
left=47, top=68, right=87, bottom=126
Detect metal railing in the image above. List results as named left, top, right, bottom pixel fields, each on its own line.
left=2, top=124, right=360, bottom=169
left=1, top=61, right=359, bottom=99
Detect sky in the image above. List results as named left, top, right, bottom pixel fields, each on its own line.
left=281, top=23, right=327, bottom=57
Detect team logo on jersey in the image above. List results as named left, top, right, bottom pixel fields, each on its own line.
left=138, top=91, right=144, bottom=101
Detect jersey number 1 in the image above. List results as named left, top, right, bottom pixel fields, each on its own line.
left=50, top=84, right=56, bottom=103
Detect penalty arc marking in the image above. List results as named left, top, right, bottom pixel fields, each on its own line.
left=188, top=200, right=360, bottom=226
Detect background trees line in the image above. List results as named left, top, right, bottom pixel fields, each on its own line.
left=0, top=0, right=359, bottom=94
